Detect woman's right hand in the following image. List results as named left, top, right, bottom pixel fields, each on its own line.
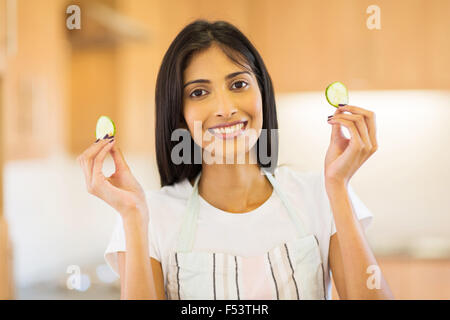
left=77, top=135, right=149, bottom=223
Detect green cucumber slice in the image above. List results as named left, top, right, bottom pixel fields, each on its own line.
left=325, top=81, right=349, bottom=107
left=96, top=115, right=116, bottom=139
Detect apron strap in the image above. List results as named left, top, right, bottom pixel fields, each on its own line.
left=176, top=171, right=202, bottom=253
left=175, top=167, right=308, bottom=253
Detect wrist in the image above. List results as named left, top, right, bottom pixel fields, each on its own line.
left=122, top=215, right=150, bottom=256
left=121, top=201, right=149, bottom=221
left=325, top=179, right=348, bottom=199
left=325, top=178, right=346, bottom=189
left=123, top=216, right=149, bottom=246
left=122, top=209, right=148, bottom=231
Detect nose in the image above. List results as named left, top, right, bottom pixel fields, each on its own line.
left=213, top=91, right=238, bottom=118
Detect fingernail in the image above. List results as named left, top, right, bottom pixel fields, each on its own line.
left=95, top=138, right=100, bottom=143
left=338, top=104, right=347, bottom=107
left=109, top=139, right=115, bottom=143
left=107, top=135, right=114, bottom=139
left=103, top=134, right=109, bottom=139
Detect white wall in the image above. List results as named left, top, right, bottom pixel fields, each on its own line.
left=4, top=152, right=160, bottom=288
left=276, top=90, right=450, bottom=257
left=4, top=90, right=450, bottom=290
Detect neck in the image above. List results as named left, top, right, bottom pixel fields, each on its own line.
left=193, top=149, right=274, bottom=214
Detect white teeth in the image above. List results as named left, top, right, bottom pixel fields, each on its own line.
left=212, top=122, right=244, bottom=135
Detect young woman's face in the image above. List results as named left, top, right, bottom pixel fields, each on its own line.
left=182, top=44, right=263, bottom=162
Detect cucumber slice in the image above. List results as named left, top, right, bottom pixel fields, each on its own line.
left=325, top=81, right=349, bottom=107
left=96, top=115, right=116, bottom=139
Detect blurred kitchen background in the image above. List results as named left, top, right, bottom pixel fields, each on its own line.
left=0, top=0, right=449, bottom=300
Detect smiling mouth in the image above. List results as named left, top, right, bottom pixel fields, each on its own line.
left=207, top=120, right=248, bottom=139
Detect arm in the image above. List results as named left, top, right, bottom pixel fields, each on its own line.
left=327, top=183, right=394, bottom=299
left=118, top=211, right=166, bottom=299
left=328, top=220, right=364, bottom=299
left=118, top=253, right=166, bottom=300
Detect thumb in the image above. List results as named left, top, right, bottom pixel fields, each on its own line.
left=110, top=142, right=129, bottom=171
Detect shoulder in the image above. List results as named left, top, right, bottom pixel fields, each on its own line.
left=145, top=178, right=191, bottom=202
left=275, top=165, right=323, bottom=192
left=143, top=178, right=191, bottom=222
left=275, top=165, right=328, bottom=211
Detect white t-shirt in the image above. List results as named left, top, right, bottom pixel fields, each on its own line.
left=104, top=165, right=373, bottom=300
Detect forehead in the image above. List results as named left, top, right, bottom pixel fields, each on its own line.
left=183, top=44, right=249, bottom=80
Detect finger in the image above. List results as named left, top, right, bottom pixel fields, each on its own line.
left=78, top=135, right=113, bottom=175
left=328, top=117, right=365, bottom=154
left=110, top=142, right=129, bottom=172
left=79, top=156, right=91, bottom=191
left=83, top=134, right=114, bottom=160
left=92, top=139, right=116, bottom=189
left=330, top=118, right=344, bottom=141
left=331, top=113, right=372, bottom=150
left=77, top=138, right=107, bottom=192
left=82, top=139, right=113, bottom=187
left=338, top=105, right=377, bottom=150
left=330, top=107, right=355, bottom=141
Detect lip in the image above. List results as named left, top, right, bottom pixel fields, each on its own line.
left=207, top=120, right=248, bottom=140
left=208, top=120, right=247, bottom=130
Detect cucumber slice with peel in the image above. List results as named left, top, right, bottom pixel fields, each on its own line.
left=96, top=115, right=116, bottom=139
left=325, top=81, right=349, bottom=107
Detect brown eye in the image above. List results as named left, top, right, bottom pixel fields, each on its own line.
left=231, top=80, right=248, bottom=90
left=190, top=89, right=207, bottom=98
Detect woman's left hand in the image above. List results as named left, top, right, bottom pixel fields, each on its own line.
left=324, top=105, right=378, bottom=188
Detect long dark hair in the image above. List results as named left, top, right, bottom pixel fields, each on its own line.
left=155, top=19, right=279, bottom=187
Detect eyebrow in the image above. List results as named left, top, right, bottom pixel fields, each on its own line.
left=183, top=71, right=251, bottom=89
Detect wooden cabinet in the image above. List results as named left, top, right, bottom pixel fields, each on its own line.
left=69, top=48, right=120, bottom=154
left=1, top=0, right=71, bottom=161
left=247, top=0, right=450, bottom=92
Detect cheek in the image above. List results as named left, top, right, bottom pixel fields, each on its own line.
left=184, top=104, right=204, bottom=130
left=245, top=89, right=263, bottom=120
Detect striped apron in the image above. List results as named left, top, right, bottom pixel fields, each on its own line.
left=166, top=168, right=326, bottom=300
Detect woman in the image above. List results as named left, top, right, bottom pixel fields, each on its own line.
left=78, top=20, right=393, bottom=300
